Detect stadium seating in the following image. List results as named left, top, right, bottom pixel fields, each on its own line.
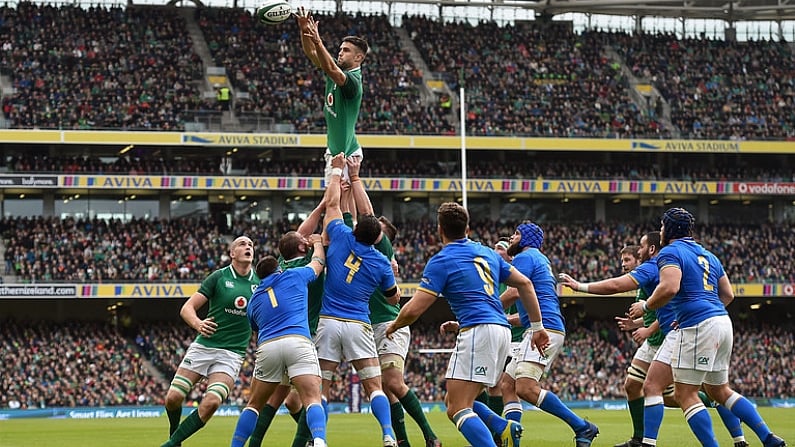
left=1, top=318, right=790, bottom=408
left=0, top=4, right=207, bottom=130
left=4, top=217, right=795, bottom=284
left=1, top=4, right=790, bottom=137
left=3, top=153, right=793, bottom=182
left=606, top=31, right=795, bottom=140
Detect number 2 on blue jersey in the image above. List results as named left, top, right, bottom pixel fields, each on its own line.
left=473, top=256, right=495, bottom=295
left=697, top=255, right=714, bottom=292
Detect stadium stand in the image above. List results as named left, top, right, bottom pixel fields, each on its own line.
left=1, top=3, right=789, bottom=137
left=3, top=217, right=795, bottom=284
left=2, top=318, right=791, bottom=408
left=0, top=3, right=207, bottom=130
left=605, top=31, right=795, bottom=140
left=3, top=152, right=794, bottom=181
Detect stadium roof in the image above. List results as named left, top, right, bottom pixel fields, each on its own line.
left=402, top=0, right=795, bottom=22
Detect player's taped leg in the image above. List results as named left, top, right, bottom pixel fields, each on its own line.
left=358, top=366, right=382, bottom=380
left=206, top=382, right=230, bottom=402
left=627, top=364, right=648, bottom=384
left=380, top=356, right=405, bottom=371
left=515, top=362, right=545, bottom=382
left=169, top=374, right=193, bottom=398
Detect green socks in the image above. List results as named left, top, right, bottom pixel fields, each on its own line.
left=628, top=397, right=645, bottom=439
left=248, top=404, right=278, bottom=447
left=166, top=407, right=182, bottom=436
left=391, top=401, right=410, bottom=446
left=487, top=395, right=504, bottom=417
left=291, top=408, right=312, bottom=447
left=399, top=389, right=438, bottom=441
left=161, top=409, right=205, bottom=447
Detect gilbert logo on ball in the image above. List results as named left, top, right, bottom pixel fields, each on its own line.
left=257, top=0, right=292, bottom=25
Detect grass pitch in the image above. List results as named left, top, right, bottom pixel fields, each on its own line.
left=1, top=407, right=793, bottom=447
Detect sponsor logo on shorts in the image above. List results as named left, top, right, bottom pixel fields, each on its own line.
left=474, top=365, right=488, bottom=376
left=698, top=356, right=710, bottom=365
left=184, top=358, right=193, bottom=365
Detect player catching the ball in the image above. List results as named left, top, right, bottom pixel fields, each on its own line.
left=296, top=7, right=368, bottom=183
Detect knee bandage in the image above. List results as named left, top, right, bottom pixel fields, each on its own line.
left=357, top=366, right=382, bottom=380
left=663, top=383, right=675, bottom=398
left=380, top=356, right=405, bottom=371
left=627, top=364, right=648, bottom=384
left=514, top=361, right=545, bottom=381
left=206, top=382, right=230, bottom=402
left=169, top=374, right=193, bottom=397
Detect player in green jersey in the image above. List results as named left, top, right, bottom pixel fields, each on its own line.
left=161, top=236, right=260, bottom=447
left=347, top=158, right=442, bottom=447
left=296, top=7, right=368, bottom=183
left=248, top=201, right=328, bottom=447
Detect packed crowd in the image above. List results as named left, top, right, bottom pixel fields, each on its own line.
left=4, top=216, right=795, bottom=284
left=0, top=3, right=792, bottom=138
left=0, top=3, right=208, bottom=130
left=2, top=318, right=791, bottom=409
left=0, top=320, right=165, bottom=409
left=402, top=18, right=670, bottom=138
left=3, top=152, right=793, bottom=182
left=1, top=216, right=230, bottom=283
left=605, top=31, right=795, bottom=140
left=196, top=9, right=454, bottom=135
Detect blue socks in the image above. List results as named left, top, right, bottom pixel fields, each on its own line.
left=725, top=392, right=772, bottom=442
left=231, top=407, right=259, bottom=447
left=642, top=396, right=665, bottom=445
left=370, top=391, right=396, bottom=438
left=536, top=389, right=589, bottom=433
left=684, top=404, right=718, bottom=447
left=305, top=403, right=327, bottom=444
left=453, top=408, right=496, bottom=446
left=473, top=400, right=508, bottom=434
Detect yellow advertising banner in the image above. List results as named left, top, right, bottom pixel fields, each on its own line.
left=1, top=129, right=794, bottom=153
left=53, top=175, right=784, bottom=196
left=70, top=282, right=795, bottom=298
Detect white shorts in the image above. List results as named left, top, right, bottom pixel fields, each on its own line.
left=314, top=317, right=377, bottom=363
left=652, top=331, right=676, bottom=365
left=671, top=315, right=732, bottom=386
left=446, top=324, right=510, bottom=387
left=373, top=322, right=410, bottom=359
left=324, top=147, right=363, bottom=183
left=254, top=336, right=321, bottom=383
left=505, top=330, right=565, bottom=380
left=633, top=340, right=661, bottom=365
left=178, top=342, right=244, bottom=379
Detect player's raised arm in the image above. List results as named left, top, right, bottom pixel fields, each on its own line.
left=295, top=7, right=321, bottom=67
left=322, top=154, right=345, bottom=229
left=347, top=157, right=374, bottom=216
left=297, top=196, right=326, bottom=238
left=301, top=12, right=346, bottom=86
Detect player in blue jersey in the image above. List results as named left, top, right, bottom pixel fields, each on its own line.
left=628, top=208, right=786, bottom=447
left=386, top=202, right=550, bottom=447
left=248, top=201, right=328, bottom=447
left=317, top=154, right=400, bottom=447
left=230, top=237, right=327, bottom=447
left=499, top=222, right=600, bottom=447
left=562, top=230, right=748, bottom=447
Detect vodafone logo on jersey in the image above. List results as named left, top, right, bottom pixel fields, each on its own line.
left=326, top=92, right=334, bottom=107
left=234, top=296, right=248, bottom=309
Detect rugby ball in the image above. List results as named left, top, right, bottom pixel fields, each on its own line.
left=256, top=0, right=292, bottom=25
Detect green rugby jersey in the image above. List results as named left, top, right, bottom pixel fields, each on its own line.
left=637, top=287, right=664, bottom=347
left=194, top=265, right=259, bottom=356
left=324, top=68, right=362, bottom=157
left=368, top=235, right=398, bottom=325
left=279, top=250, right=325, bottom=336
left=500, top=283, right=525, bottom=343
